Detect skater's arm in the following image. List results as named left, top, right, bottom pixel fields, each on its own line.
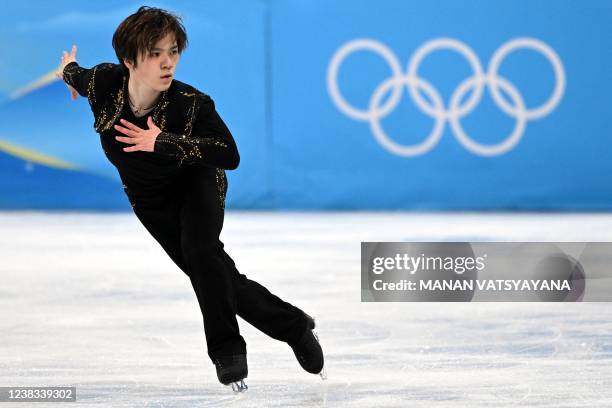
left=57, top=46, right=119, bottom=109
left=153, top=96, right=240, bottom=170
left=114, top=96, right=240, bottom=170
left=55, top=44, right=96, bottom=100
left=61, top=61, right=93, bottom=99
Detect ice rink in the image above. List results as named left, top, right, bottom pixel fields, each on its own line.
left=1, top=211, right=611, bottom=407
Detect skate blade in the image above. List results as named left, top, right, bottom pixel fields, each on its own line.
left=319, top=365, right=328, bottom=380
left=229, top=379, right=248, bottom=393
left=312, top=330, right=328, bottom=380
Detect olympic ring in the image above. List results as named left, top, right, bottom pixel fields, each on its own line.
left=326, top=37, right=565, bottom=156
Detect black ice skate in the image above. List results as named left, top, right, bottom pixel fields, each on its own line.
left=213, top=354, right=248, bottom=392
left=290, top=314, right=327, bottom=380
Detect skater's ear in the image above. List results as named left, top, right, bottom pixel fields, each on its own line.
left=123, top=58, right=134, bottom=70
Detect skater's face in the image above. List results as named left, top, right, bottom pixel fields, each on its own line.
left=124, top=32, right=180, bottom=92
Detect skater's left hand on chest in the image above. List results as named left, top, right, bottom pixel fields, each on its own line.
left=115, top=117, right=161, bottom=153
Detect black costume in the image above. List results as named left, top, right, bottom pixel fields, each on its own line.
left=62, top=61, right=310, bottom=364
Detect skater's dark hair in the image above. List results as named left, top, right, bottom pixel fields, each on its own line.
left=112, top=6, right=188, bottom=71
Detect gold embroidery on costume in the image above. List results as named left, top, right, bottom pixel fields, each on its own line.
left=62, top=63, right=83, bottom=90
left=94, top=74, right=125, bottom=132
left=155, top=131, right=229, bottom=166
left=183, top=92, right=198, bottom=137
left=151, top=87, right=169, bottom=127
left=155, top=133, right=188, bottom=164
left=215, top=168, right=227, bottom=210
left=154, top=93, right=231, bottom=166
left=153, top=100, right=170, bottom=131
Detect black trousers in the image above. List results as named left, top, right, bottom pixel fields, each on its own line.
left=126, top=165, right=308, bottom=361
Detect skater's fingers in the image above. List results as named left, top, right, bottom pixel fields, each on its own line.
left=65, top=84, right=77, bottom=100
left=115, top=135, right=137, bottom=144
left=123, top=145, right=140, bottom=152
left=114, top=124, right=137, bottom=137
left=146, top=116, right=158, bottom=129
left=56, top=60, right=65, bottom=78
left=119, top=118, right=142, bottom=131
left=70, top=45, right=77, bottom=59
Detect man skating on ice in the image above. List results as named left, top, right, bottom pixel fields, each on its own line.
left=56, top=6, right=325, bottom=392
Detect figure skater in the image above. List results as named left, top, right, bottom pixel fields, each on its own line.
left=55, top=5, right=325, bottom=392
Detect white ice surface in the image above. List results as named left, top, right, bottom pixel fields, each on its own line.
left=1, top=211, right=611, bottom=407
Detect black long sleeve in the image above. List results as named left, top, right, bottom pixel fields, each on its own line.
left=153, top=96, right=240, bottom=170
left=62, top=61, right=117, bottom=110
left=62, top=61, right=93, bottom=98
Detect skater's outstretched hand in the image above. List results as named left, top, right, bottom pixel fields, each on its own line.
left=55, top=45, right=79, bottom=101
left=114, top=117, right=162, bottom=153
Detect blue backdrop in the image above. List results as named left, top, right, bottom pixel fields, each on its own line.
left=0, top=0, right=611, bottom=210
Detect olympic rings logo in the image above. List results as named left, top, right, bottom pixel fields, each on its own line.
left=327, top=37, right=565, bottom=156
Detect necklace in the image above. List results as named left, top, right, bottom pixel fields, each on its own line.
left=128, top=95, right=158, bottom=115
